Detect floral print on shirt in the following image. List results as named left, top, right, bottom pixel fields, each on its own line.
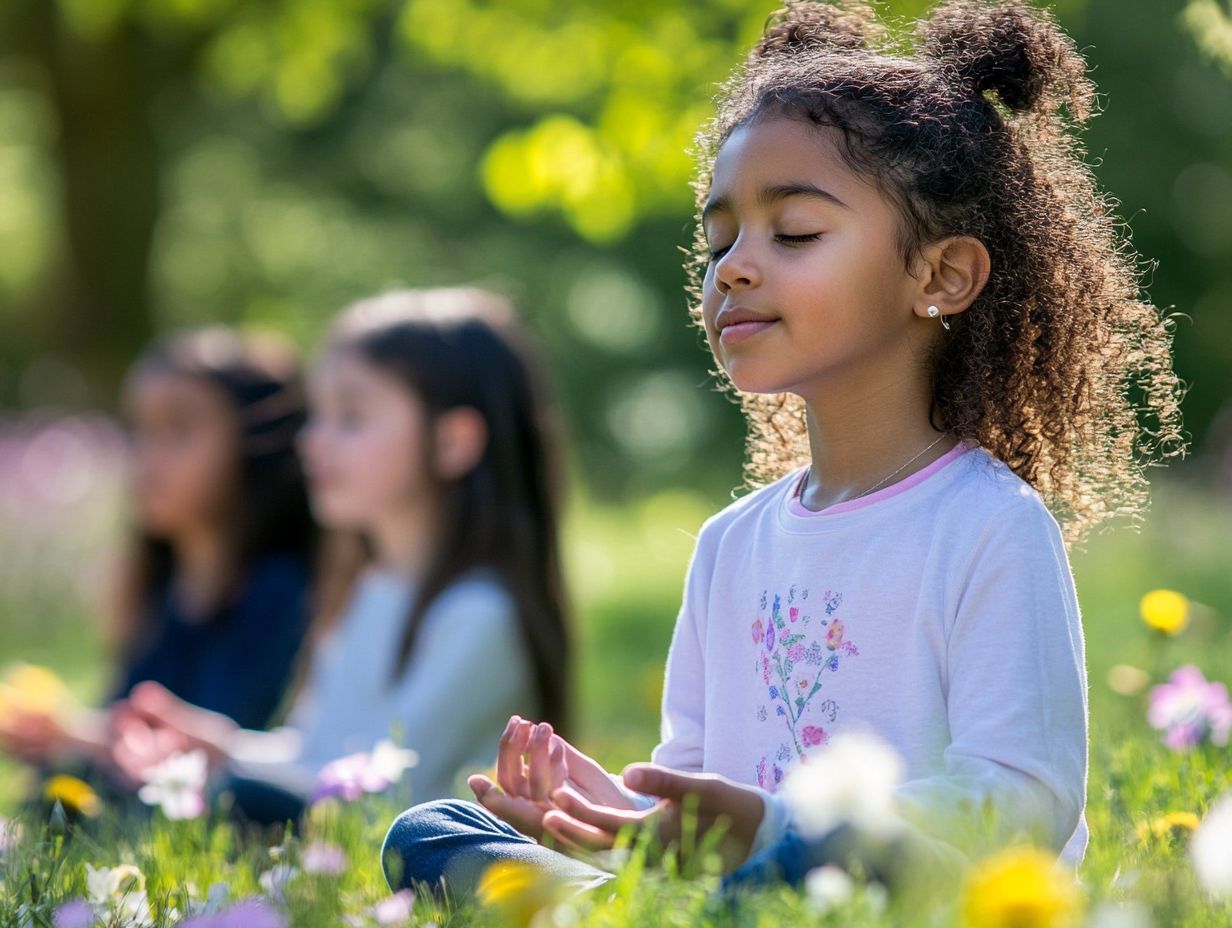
left=753, top=586, right=859, bottom=789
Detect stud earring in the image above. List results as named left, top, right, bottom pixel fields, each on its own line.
left=927, top=305, right=951, bottom=331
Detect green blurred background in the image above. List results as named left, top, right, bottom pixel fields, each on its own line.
left=2, top=0, right=1232, bottom=810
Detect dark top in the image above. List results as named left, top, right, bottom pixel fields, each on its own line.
left=113, top=553, right=312, bottom=730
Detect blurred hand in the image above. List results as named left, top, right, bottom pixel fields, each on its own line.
left=0, top=708, right=69, bottom=764
left=468, top=715, right=637, bottom=840
left=540, top=764, right=766, bottom=872
left=110, top=682, right=238, bottom=779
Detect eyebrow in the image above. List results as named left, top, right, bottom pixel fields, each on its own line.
left=702, top=181, right=852, bottom=222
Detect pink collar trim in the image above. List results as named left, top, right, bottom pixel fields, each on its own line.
left=787, top=439, right=976, bottom=518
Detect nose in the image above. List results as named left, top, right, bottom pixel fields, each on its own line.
left=712, top=238, right=758, bottom=293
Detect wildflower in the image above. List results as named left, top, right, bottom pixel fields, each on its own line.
left=85, top=863, right=153, bottom=927
left=310, top=739, right=418, bottom=804
left=478, top=860, right=563, bottom=927
left=751, top=618, right=764, bottom=645
left=1086, top=902, right=1152, bottom=928
left=301, top=840, right=348, bottom=875
left=52, top=899, right=94, bottom=928
left=0, top=662, right=73, bottom=718
left=1192, top=794, right=1232, bottom=898
left=258, top=864, right=299, bottom=905
left=1147, top=665, right=1232, bottom=750
left=371, top=890, right=416, bottom=925
left=1139, top=589, right=1189, bottom=636
left=1106, top=664, right=1150, bottom=697
left=44, top=775, right=102, bottom=818
left=182, top=899, right=287, bottom=928
left=0, top=815, right=20, bottom=859
left=137, top=750, right=208, bottom=820
left=804, top=865, right=854, bottom=913
left=961, top=846, right=1082, bottom=928
left=1135, top=811, right=1200, bottom=844
left=781, top=731, right=904, bottom=840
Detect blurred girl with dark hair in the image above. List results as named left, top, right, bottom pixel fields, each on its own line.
left=116, top=288, right=571, bottom=820
left=0, top=327, right=316, bottom=769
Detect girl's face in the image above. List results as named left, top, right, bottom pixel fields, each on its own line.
left=124, top=371, right=241, bottom=538
left=700, top=116, right=926, bottom=397
left=299, top=349, right=432, bottom=531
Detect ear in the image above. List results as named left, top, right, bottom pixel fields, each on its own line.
left=432, top=406, right=488, bottom=481
left=911, top=235, right=991, bottom=323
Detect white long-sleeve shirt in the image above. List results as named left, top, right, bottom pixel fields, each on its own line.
left=649, top=442, right=1089, bottom=865
left=228, top=566, right=535, bottom=804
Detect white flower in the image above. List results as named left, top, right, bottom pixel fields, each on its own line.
left=0, top=816, right=21, bottom=859
left=83, top=864, right=152, bottom=927
left=136, top=750, right=208, bottom=820
left=780, top=731, right=904, bottom=840
left=1192, top=793, right=1232, bottom=897
left=1088, top=901, right=1153, bottom=928
left=259, top=864, right=300, bottom=904
left=370, top=740, right=419, bottom=783
left=804, top=865, right=854, bottom=913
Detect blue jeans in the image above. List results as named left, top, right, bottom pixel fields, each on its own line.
left=380, top=800, right=887, bottom=900
left=381, top=799, right=614, bottom=897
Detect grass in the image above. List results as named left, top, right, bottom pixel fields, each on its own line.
left=2, top=476, right=1232, bottom=925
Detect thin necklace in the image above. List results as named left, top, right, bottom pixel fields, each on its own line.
left=800, top=434, right=949, bottom=508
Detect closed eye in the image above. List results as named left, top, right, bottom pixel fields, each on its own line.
left=776, top=233, right=822, bottom=245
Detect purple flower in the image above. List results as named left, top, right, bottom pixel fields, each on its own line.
left=301, top=841, right=348, bottom=875
left=769, top=686, right=779, bottom=699
left=1148, top=665, right=1232, bottom=751
left=765, top=622, right=776, bottom=652
left=53, top=900, right=93, bottom=928
left=183, top=899, right=288, bottom=928
left=310, top=740, right=418, bottom=804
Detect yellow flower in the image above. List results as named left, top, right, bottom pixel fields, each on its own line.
left=1136, top=811, right=1200, bottom=844
left=43, top=775, right=102, bottom=818
left=0, top=663, right=72, bottom=719
left=1139, top=589, right=1190, bottom=636
left=962, top=847, right=1082, bottom=928
left=477, top=860, right=562, bottom=927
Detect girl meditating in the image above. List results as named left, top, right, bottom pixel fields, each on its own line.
left=382, top=0, right=1182, bottom=897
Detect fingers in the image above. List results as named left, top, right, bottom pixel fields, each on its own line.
left=542, top=809, right=618, bottom=852
left=468, top=774, right=494, bottom=802
left=551, top=785, right=647, bottom=835
left=527, top=723, right=557, bottom=801
left=557, top=738, right=634, bottom=809
left=496, top=716, right=534, bottom=797
left=621, top=763, right=712, bottom=803
left=475, top=783, right=547, bottom=840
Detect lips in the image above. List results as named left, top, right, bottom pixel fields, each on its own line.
left=717, top=308, right=779, bottom=344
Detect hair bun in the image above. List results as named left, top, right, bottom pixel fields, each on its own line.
left=921, top=0, right=1091, bottom=119
left=755, top=1, right=884, bottom=57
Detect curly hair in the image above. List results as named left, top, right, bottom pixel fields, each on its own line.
left=687, top=0, right=1185, bottom=541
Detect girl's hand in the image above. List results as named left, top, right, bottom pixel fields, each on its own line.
left=468, top=716, right=636, bottom=839
left=0, top=709, right=70, bottom=764
left=112, top=682, right=237, bottom=767
left=540, top=764, right=766, bottom=872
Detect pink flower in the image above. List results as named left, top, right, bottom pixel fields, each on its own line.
left=787, top=644, right=804, bottom=662
left=802, top=725, right=826, bottom=747
left=789, top=607, right=799, bottom=623
left=1148, top=665, right=1232, bottom=751
left=301, top=841, right=348, bottom=875
left=751, top=619, right=764, bottom=645
left=310, top=740, right=418, bottom=804
left=761, top=656, right=771, bottom=684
